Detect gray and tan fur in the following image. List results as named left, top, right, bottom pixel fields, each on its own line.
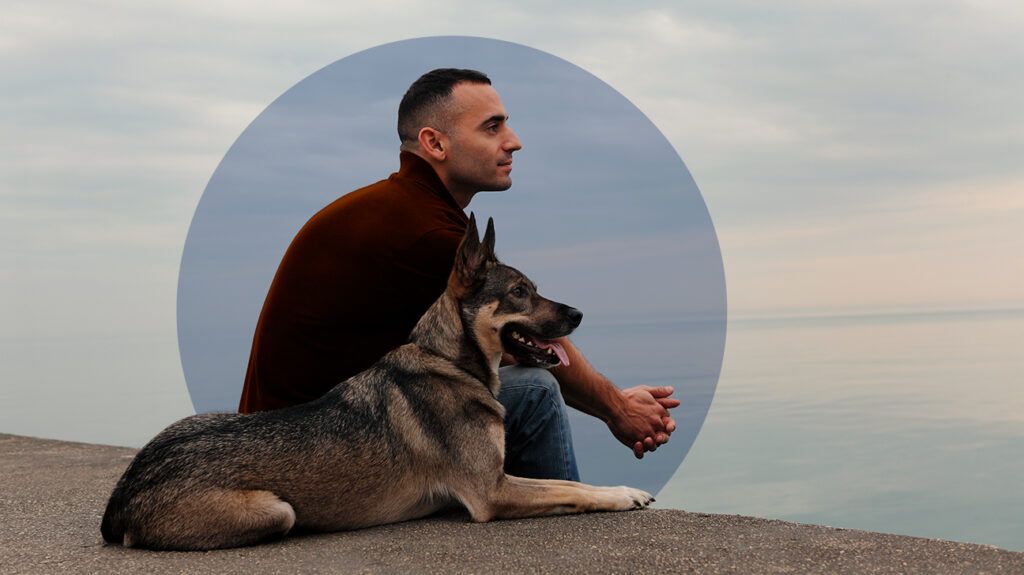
left=100, top=215, right=652, bottom=551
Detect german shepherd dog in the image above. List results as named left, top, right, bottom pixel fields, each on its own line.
left=101, top=215, right=652, bottom=550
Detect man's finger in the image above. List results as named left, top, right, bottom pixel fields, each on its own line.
left=643, top=436, right=657, bottom=451
left=657, top=397, right=681, bottom=409
left=643, top=385, right=675, bottom=398
left=633, top=441, right=644, bottom=459
left=664, top=417, right=677, bottom=434
left=655, top=432, right=669, bottom=444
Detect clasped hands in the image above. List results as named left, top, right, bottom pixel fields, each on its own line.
left=607, top=385, right=680, bottom=459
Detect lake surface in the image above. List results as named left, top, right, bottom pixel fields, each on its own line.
left=2, top=308, right=1021, bottom=550
left=632, top=308, right=1022, bottom=551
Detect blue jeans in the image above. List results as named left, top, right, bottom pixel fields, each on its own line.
left=497, top=366, right=580, bottom=481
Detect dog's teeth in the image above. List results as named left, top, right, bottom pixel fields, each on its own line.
left=510, top=330, right=537, bottom=347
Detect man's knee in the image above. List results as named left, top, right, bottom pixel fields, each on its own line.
left=498, top=366, right=571, bottom=429
left=499, top=366, right=564, bottom=403
left=498, top=365, right=579, bottom=481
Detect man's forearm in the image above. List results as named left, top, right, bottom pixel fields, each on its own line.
left=550, top=337, right=625, bottom=422
left=548, top=337, right=679, bottom=458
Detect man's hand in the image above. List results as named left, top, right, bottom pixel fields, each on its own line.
left=606, top=386, right=680, bottom=459
left=549, top=338, right=682, bottom=459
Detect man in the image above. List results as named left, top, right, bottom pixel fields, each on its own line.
left=239, top=68, right=679, bottom=480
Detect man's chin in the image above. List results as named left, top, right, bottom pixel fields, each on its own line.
left=454, top=175, right=513, bottom=193
left=488, top=177, right=513, bottom=191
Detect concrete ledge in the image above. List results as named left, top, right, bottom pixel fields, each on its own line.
left=2, top=432, right=1021, bottom=574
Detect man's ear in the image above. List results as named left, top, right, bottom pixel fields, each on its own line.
left=417, top=126, right=447, bottom=161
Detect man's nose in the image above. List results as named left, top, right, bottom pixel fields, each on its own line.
left=505, top=127, right=522, bottom=152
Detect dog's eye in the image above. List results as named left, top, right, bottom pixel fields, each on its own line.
left=510, top=286, right=527, bottom=298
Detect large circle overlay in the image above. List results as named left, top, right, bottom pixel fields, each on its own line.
left=177, top=36, right=726, bottom=495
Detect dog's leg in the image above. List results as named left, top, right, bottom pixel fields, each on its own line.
left=126, top=489, right=296, bottom=550
left=455, top=474, right=652, bottom=522
left=499, top=475, right=653, bottom=518
left=505, top=475, right=650, bottom=494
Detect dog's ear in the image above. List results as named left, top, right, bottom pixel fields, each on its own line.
left=480, top=217, right=496, bottom=263
left=449, top=212, right=485, bottom=297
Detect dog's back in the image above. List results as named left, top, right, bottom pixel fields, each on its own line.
left=99, top=346, right=502, bottom=548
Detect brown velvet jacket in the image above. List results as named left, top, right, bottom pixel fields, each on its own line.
left=238, top=152, right=468, bottom=413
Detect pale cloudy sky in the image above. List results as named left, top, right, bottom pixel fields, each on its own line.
left=1, top=1, right=1022, bottom=444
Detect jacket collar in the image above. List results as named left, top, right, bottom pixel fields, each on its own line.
left=395, top=151, right=466, bottom=216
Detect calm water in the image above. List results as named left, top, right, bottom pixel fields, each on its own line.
left=2, top=309, right=1021, bottom=550
left=589, top=308, right=1023, bottom=551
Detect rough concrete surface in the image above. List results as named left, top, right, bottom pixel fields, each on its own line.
left=1, top=433, right=1021, bottom=574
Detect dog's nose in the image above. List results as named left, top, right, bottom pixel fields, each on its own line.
left=566, top=307, right=583, bottom=328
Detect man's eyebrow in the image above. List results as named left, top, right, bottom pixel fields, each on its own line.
left=480, top=114, right=509, bottom=127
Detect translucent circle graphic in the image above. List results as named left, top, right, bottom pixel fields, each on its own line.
left=177, top=36, right=726, bottom=495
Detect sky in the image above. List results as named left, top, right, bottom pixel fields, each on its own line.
left=1, top=2, right=1021, bottom=441
left=175, top=37, right=727, bottom=416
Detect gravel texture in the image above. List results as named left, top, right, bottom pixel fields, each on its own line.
left=2, top=432, right=1021, bottom=574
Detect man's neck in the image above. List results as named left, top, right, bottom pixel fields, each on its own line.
left=443, top=184, right=475, bottom=210
left=405, top=149, right=475, bottom=209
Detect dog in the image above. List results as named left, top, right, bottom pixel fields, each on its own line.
left=101, top=214, right=653, bottom=550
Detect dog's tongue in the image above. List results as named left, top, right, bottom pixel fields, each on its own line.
left=532, top=338, right=570, bottom=367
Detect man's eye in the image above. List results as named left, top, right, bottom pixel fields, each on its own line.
left=487, top=124, right=499, bottom=133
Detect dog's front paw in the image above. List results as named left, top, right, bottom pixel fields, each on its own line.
left=614, top=486, right=654, bottom=510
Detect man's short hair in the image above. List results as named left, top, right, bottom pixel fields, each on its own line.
left=398, top=68, right=491, bottom=146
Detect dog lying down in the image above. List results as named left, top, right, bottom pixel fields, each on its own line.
left=101, top=215, right=652, bottom=550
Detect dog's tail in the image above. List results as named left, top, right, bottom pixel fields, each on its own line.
left=100, top=486, right=126, bottom=545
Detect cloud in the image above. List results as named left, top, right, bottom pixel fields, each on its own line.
left=2, top=0, right=1021, bottom=343
left=720, top=175, right=1024, bottom=313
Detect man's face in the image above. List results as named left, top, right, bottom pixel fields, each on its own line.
left=443, top=82, right=522, bottom=193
